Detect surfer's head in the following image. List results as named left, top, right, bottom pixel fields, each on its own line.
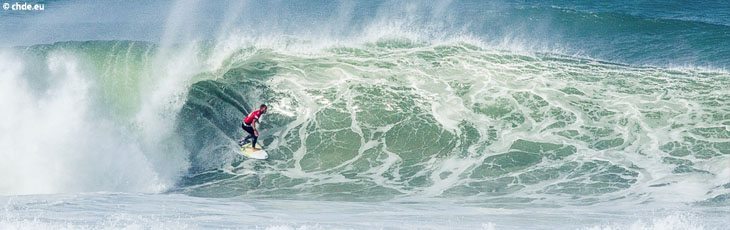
left=260, top=104, right=268, bottom=113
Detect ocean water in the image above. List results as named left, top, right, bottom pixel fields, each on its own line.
left=1, top=1, right=729, bottom=229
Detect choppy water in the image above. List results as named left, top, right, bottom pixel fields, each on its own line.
left=1, top=0, right=729, bottom=229
left=2, top=193, right=729, bottom=229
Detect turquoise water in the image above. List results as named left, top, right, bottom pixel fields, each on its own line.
left=1, top=1, right=729, bottom=229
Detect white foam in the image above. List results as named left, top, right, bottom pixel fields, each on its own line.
left=0, top=46, right=191, bottom=195
left=583, top=213, right=705, bottom=230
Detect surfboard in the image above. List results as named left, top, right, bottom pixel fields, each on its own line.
left=240, top=142, right=268, bottom=160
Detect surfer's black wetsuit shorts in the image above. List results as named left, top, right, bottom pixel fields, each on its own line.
left=242, top=122, right=254, bottom=134
left=241, top=122, right=258, bottom=147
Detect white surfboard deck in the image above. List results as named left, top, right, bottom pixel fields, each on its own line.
left=240, top=142, right=268, bottom=160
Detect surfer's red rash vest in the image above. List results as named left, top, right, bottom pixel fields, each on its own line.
left=243, top=110, right=263, bottom=125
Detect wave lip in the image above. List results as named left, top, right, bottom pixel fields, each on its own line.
left=4, top=1, right=730, bottom=68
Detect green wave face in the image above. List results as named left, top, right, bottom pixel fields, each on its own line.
left=175, top=41, right=730, bottom=204
left=20, top=41, right=156, bottom=118
left=13, top=40, right=727, bottom=204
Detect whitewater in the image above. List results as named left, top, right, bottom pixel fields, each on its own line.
left=1, top=1, right=729, bottom=229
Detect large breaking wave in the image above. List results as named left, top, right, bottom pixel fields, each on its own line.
left=1, top=1, right=729, bottom=207
left=172, top=40, right=730, bottom=206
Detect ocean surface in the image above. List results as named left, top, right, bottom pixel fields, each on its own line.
left=1, top=1, right=729, bottom=229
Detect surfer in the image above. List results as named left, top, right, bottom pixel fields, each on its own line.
left=239, top=104, right=267, bottom=150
